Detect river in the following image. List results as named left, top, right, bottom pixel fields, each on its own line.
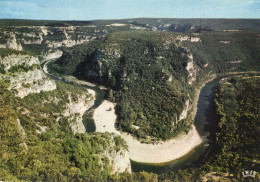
left=131, top=73, right=258, bottom=174
left=43, top=60, right=253, bottom=174
left=45, top=58, right=218, bottom=174
left=130, top=77, right=221, bottom=174
left=84, top=75, right=221, bottom=174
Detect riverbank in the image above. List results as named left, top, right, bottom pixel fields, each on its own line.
left=93, top=100, right=203, bottom=163
left=43, top=57, right=212, bottom=164
left=92, top=75, right=223, bottom=164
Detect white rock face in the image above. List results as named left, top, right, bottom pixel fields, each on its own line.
left=190, top=37, right=201, bottom=42
left=219, top=41, right=231, bottom=44
left=102, top=145, right=131, bottom=174
left=228, top=60, right=243, bottom=64
left=0, top=33, right=23, bottom=51
left=17, top=118, right=27, bottom=150
left=8, top=69, right=56, bottom=98
left=42, top=50, right=63, bottom=61
left=0, top=54, right=38, bottom=71
left=36, top=124, right=47, bottom=134
left=186, top=53, right=197, bottom=85
left=1, top=26, right=93, bottom=60
left=177, top=35, right=201, bottom=42
left=63, top=90, right=95, bottom=134
left=7, top=33, right=23, bottom=50
left=178, top=100, right=189, bottom=121
left=0, top=54, right=56, bottom=98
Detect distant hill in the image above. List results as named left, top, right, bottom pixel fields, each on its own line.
left=1, top=18, right=260, bottom=32
left=125, top=18, right=260, bottom=32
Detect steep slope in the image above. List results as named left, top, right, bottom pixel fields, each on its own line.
left=50, top=31, right=197, bottom=141
left=49, top=30, right=260, bottom=142
left=0, top=21, right=134, bottom=61
left=182, top=31, right=260, bottom=74
left=0, top=52, right=132, bottom=180
left=160, top=74, right=260, bottom=181
left=0, top=48, right=56, bottom=98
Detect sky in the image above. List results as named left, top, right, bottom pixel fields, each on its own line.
left=0, top=0, right=259, bottom=20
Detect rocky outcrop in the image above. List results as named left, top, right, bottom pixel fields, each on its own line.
left=6, top=68, right=56, bottom=98
left=177, top=35, right=201, bottom=42
left=0, top=53, right=56, bottom=98
left=228, top=60, right=243, bottom=64
left=17, top=118, right=27, bottom=150
left=186, top=53, right=197, bottom=84
left=0, top=54, right=38, bottom=71
left=0, top=26, right=97, bottom=60
left=0, top=32, right=23, bottom=51
left=36, top=124, right=47, bottom=134
left=219, top=40, right=231, bottom=44
left=63, top=90, right=95, bottom=134
left=99, top=135, right=131, bottom=174
left=178, top=100, right=189, bottom=121
left=102, top=147, right=131, bottom=174
left=41, top=50, right=63, bottom=61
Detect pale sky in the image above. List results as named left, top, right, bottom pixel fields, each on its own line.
left=0, top=0, right=259, bottom=20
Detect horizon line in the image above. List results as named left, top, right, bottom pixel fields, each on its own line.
left=0, top=17, right=260, bottom=22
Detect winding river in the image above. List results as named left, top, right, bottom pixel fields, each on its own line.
left=43, top=60, right=254, bottom=174
left=130, top=73, right=256, bottom=174
left=86, top=76, right=222, bottom=174
left=131, top=77, right=220, bottom=174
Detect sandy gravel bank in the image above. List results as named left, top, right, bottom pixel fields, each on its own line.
left=93, top=100, right=203, bottom=163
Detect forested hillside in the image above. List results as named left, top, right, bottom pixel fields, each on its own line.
left=1, top=19, right=260, bottom=181
left=160, top=74, right=260, bottom=181
left=0, top=78, right=136, bottom=181
left=49, top=30, right=260, bottom=141
left=50, top=31, right=194, bottom=141
left=184, top=32, right=260, bottom=74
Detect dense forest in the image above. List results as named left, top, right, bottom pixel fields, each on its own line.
left=49, top=30, right=260, bottom=141
left=0, top=78, right=160, bottom=181
left=1, top=18, right=260, bottom=181
left=160, top=75, right=260, bottom=181
left=1, top=67, right=259, bottom=181
left=49, top=31, right=194, bottom=141
left=184, top=32, right=260, bottom=75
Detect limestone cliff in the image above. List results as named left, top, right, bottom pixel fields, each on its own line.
left=178, top=100, right=189, bottom=122
left=102, top=147, right=131, bottom=174
left=0, top=53, right=56, bottom=98
left=17, top=118, right=27, bottom=150
left=99, top=135, right=131, bottom=174
left=63, top=91, right=95, bottom=134
left=0, top=32, right=23, bottom=51
left=185, top=52, right=198, bottom=85
left=0, top=26, right=94, bottom=59
left=0, top=54, right=38, bottom=70
left=41, top=49, right=63, bottom=61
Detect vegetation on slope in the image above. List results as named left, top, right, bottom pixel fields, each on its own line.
left=130, top=18, right=260, bottom=32
left=183, top=31, right=260, bottom=74
left=1, top=19, right=260, bottom=180
left=0, top=48, right=37, bottom=58
left=49, top=31, right=260, bottom=141
left=1, top=79, right=147, bottom=181
left=50, top=31, right=193, bottom=141
left=160, top=75, right=260, bottom=181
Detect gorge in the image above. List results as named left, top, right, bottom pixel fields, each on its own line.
left=0, top=19, right=259, bottom=181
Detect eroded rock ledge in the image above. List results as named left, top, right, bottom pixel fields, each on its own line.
left=0, top=53, right=56, bottom=98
